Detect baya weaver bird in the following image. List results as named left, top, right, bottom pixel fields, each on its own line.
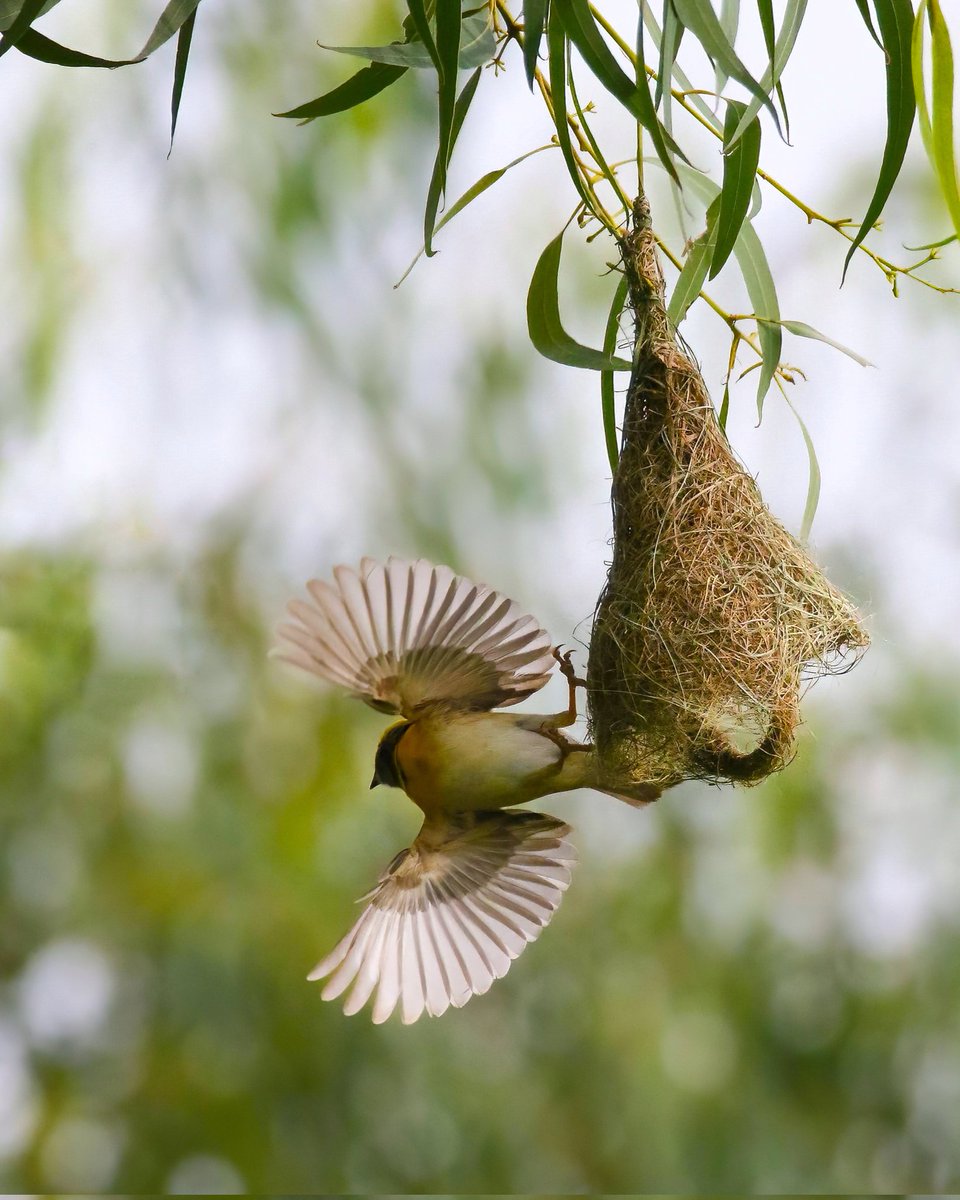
left=274, top=557, right=659, bottom=1024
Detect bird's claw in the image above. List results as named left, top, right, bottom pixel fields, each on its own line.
left=552, top=645, right=587, bottom=688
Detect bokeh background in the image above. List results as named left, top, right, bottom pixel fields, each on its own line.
left=1, top=0, right=959, bottom=1192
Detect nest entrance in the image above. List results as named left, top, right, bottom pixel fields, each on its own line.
left=588, top=199, right=868, bottom=790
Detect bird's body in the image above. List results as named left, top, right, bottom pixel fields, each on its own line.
left=273, top=556, right=658, bottom=1023
left=391, top=708, right=592, bottom=817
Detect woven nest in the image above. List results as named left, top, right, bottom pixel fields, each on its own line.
left=587, top=198, right=868, bottom=791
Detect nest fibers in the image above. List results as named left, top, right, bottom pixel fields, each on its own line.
left=587, top=199, right=868, bottom=790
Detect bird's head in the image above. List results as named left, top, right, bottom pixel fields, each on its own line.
left=370, top=720, right=412, bottom=790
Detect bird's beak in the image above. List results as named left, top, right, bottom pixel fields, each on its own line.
left=369, top=775, right=380, bottom=789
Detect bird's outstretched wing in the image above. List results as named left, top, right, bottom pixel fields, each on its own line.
left=308, top=810, right=576, bottom=1024
left=273, top=557, right=555, bottom=716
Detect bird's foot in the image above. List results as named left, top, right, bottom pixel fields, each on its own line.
left=538, top=723, right=576, bottom=757
left=552, top=645, right=587, bottom=689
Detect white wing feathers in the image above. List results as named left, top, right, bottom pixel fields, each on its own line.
left=273, top=557, right=555, bottom=715
left=309, top=811, right=576, bottom=1024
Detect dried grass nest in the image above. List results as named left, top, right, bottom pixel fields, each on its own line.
left=587, top=198, right=868, bottom=791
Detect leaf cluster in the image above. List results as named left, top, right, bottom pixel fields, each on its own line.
left=4, top=0, right=959, bottom=527
left=265, top=0, right=957, bottom=522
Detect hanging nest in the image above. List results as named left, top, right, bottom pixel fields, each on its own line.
left=588, top=198, right=869, bottom=791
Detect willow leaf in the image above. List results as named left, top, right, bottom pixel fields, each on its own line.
left=0, top=0, right=60, bottom=29
left=725, top=0, right=806, bottom=147
left=546, top=10, right=595, bottom=213
left=643, top=3, right=722, bottom=131
left=734, top=221, right=781, bottom=417
left=668, top=200, right=720, bottom=325
left=710, top=99, right=761, bottom=279
left=321, top=14, right=493, bottom=69
left=527, top=229, right=634, bottom=371
left=274, top=62, right=407, bottom=121
left=928, top=0, right=960, bottom=239
left=773, top=319, right=873, bottom=367
left=756, top=0, right=789, bottom=135
left=843, top=0, right=916, bottom=280
left=139, top=0, right=200, bottom=57
left=853, top=0, right=884, bottom=49
left=523, top=0, right=546, bottom=87
left=424, top=65, right=481, bottom=255
left=396, top=144, right=554, bottom=286
left=782, top=391, right=821, bottom=539
left=671, top=0, right=782, bottom=135
left=168, top=8, right=195, bottom=152
left=435, top=0, right=463, bottom=192
left=0, top=0, right=44, bottom=56
left=13, top=27, right=143, bottom=66
left=601, top=275, right=630, bottom=472
left=913, top=0, right=936, bottom=159
left=407, top=0, right=440, bottom=68
left=655, top=0, right=681, bottom=107
left=715, top=0, right=740, bottom=95
left=553, top=0, right=684, bottom=183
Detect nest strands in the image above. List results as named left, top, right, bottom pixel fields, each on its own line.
left=587, top=200, right=868, bottom=790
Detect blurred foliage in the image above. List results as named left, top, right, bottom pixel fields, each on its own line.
left=1, top=544, right=960, bottom=1191
left=0, top=0, right=959, bottom=1195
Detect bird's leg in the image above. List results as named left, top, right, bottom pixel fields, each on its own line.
left=538, top=647, right=592, bottom=756
left=550, top=645, right=588, bottom=728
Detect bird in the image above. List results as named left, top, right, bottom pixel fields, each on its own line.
left=273, top=556, right=660, bottom=1024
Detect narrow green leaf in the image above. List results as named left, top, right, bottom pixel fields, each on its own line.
left=853, top=0, right=884, bottom=49
left=13, top=27, right=143, bottom=66
left=654, top=1, right=683, bottom=112
left=904, top=231, right=957, bottom=249
left=567, top=43, right=631, bottom=211
left=423, top=65, right=481, bottom=256
left=928, top=0, right=960, bottom=239
left=138, top=0, right=200, bottom=58
left=552, top=0, right=685, bottom=184
left=321, top=14, right=493, bottom=69
left=715, top=0, right=741, bottom=95
left=671, top=0, right=782, bottom=135
left=668, top=199, right=720, bottom=325
left=724, top=0, right=807, bottom=146
left=0, top=0, right=45, bottom=57
left=274, top=62, right=407, bottom=121
left=734, top=220, right=781, bottom=417
left=773, top=319, right=874, bottom=367
left=710, top=99, right=762, bottom=278
left=843, top=0, right=916, bottom=280
left=527, top=228, right=634, bottom=371
left=168, top=8, right=195, bottom=153
left=782, top=390, right=821, bottom=539
left=601, top=275, right=630, bottom=472
left=756, top=0, right=789, bottom=135
left=3, top=0, right=199, bottom=68
left=437, top=145, right=553, bottom=231
left=406, top=0, right=441, bottom=68
left=435, top=0, right=464, bottom=187
left=0, top=0, right=60, bottom=31
left=523, top=0, right=547, bottom=87
left=913, top=0, right=935, bottom=158
left=643, top=2, right=723, bottom=132
left=757, top=0, right=776, bottom=81
left=718, top=380, right=731, bottom=430
left=396, top=144, right=554, bottom=286
left=546, top=11, right=595, bottom=213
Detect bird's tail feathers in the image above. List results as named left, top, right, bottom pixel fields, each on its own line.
left=597, top=782, right=662, bottom=808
